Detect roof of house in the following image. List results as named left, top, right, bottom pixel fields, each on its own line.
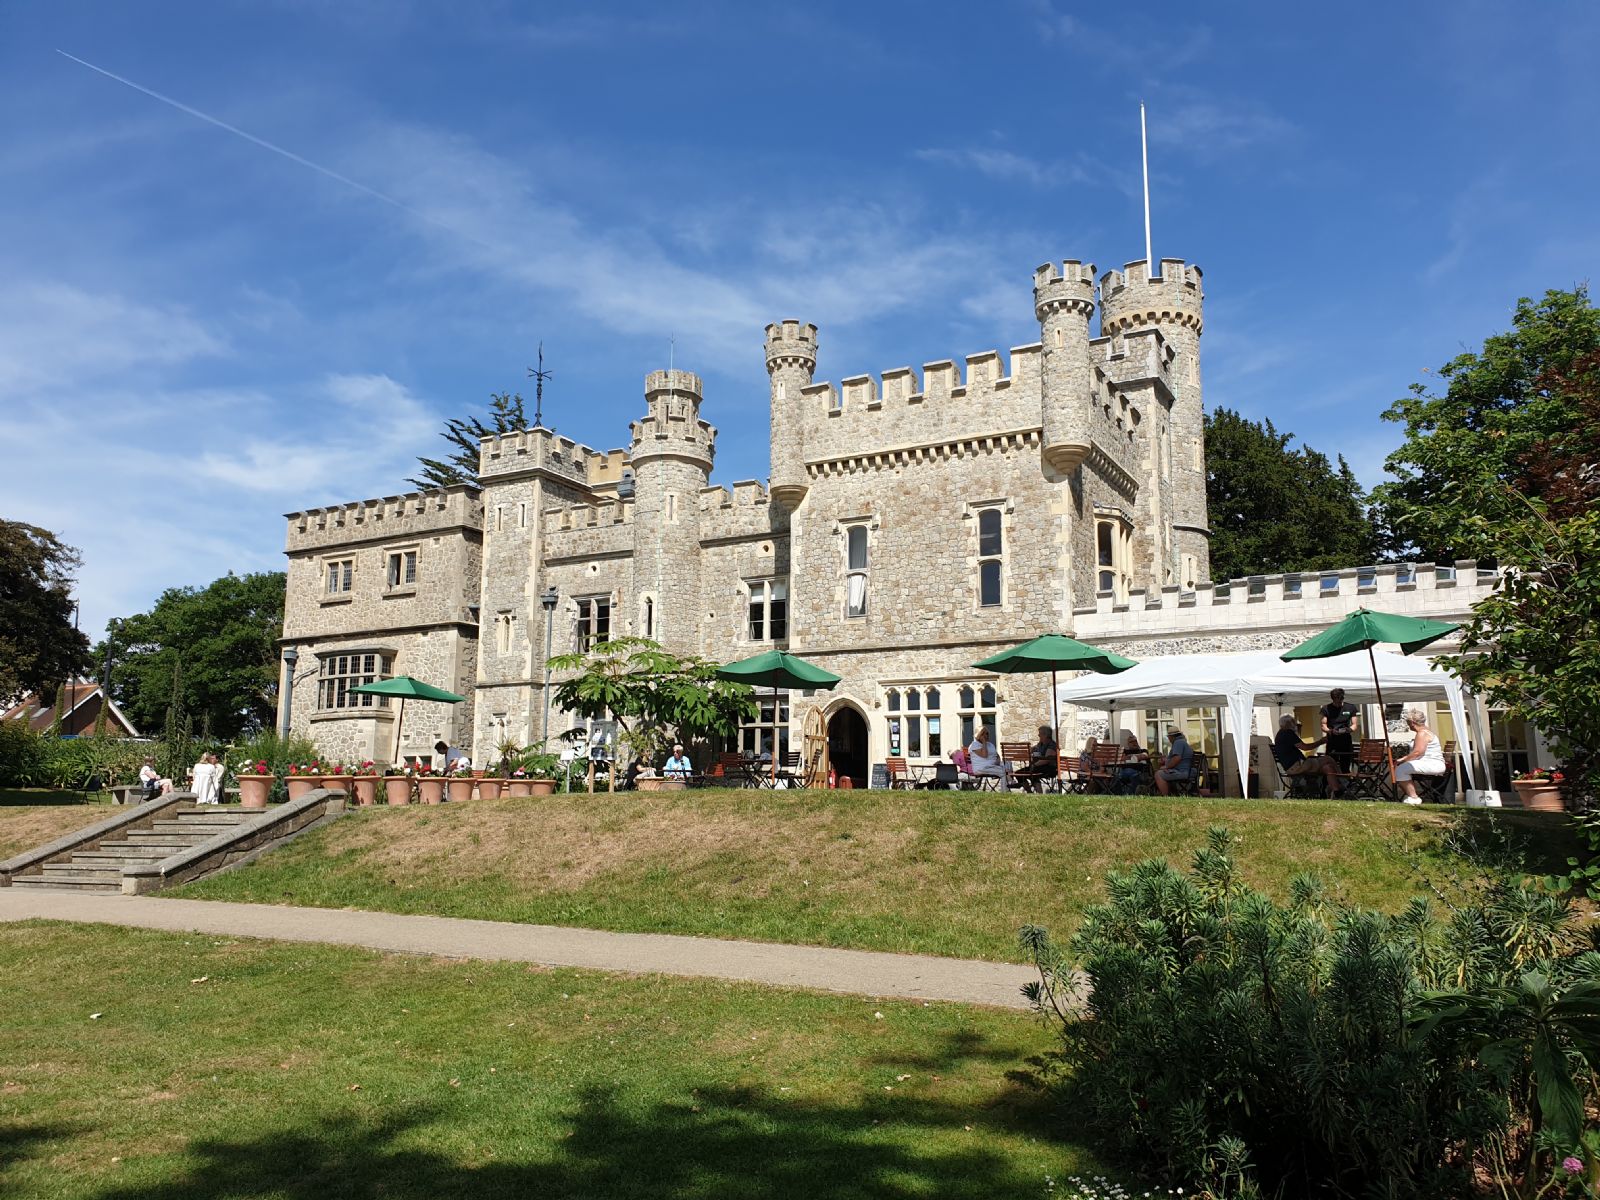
left=1, top=681, right=140, bottom=737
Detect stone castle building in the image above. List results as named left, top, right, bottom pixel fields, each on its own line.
left=278, top=254, right=1523, bottom=788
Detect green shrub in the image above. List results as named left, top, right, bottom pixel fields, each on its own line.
left=0, top=721, right=49, bottom=787
left=1021, top=827, right=1600, bottom=1199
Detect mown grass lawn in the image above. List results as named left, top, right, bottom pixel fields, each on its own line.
left=0, top=793, right=113, bottom=861
left=174, top=788, right=1573, bottom=961
left=0, top=921, right=1086, bottom=1200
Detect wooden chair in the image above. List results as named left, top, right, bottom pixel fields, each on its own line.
left=885, top=757, right=914, bottom=790
left=1338, top=740, right=1393, bottom=801
left=1057, top=754, right=1092, bottom=795
left=1081, top=743, right=1121, bottom=793
left=717, top=752, right=753, bottom=788
left=1001, top=742, right=1032, bottom=768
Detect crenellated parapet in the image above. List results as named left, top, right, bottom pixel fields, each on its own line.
left=630, top=368, right=715, bottom=470
left=540, top=498, right=634, bottom=536
left=286, top=485, right=482, bottom=552
left=1099, top=258, right=1203, bottom=336
left=764, top=321, right=818, bottom=374
left=1033, top=260, right=1097, bottom=320
left=479, top=426, right=606, bottom=488
left=1091, top=328, right=1176, bottom=396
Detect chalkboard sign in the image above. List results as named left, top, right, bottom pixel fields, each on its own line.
left=869, top=763, right=888, bottom=790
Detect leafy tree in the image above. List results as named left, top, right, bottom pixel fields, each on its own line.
left=0, top=518, right=92, bottom=705
left=99, top=571, right=285, bottom=741
left=1203, top=408, right=1378, bottom=581
left=547, top=638, right=756, bottom=763
left=1373, top=287, right=1600, bottom=561
left=408, top=391, right=529, bottom=490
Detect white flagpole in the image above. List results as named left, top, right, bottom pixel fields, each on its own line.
left=1141, top=102, right=1153, bottom=273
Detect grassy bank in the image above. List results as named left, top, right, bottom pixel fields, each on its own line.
left=175, top=789, right=1569, bottom=961
left=0, top=921, right=1082, bottom=1199
left=0, top=795, right=113, bottom=861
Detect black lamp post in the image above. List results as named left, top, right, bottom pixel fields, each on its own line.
left=280, top=646, right=298, bottom=739
left=540, top=587, right=559, bottom=745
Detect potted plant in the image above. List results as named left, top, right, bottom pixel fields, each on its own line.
left=446, top=760, right=476, bottom=804
left=351, top=760, right=383, bottom=807
left=319, top=760, right=354, bottom=798
left=285, top=761, right=321, bottom=801
left=384, top=763, right=413, bottom=805
left=1511, top=766, right=1567, bottom=812
left=515, top=745, right=562, bottom=797
left=476, top=762, right=505, bottom=801
left=234, top=757, right=274, bottom=808
left=413, top=761, right=446, bottom=805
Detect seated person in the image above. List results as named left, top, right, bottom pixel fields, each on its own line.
left=662, top=743, right=693, bottom=779
left=1114, top=732, right=1149, bottom=794
left=1154, top=728, right=1197, bottom=796
left=966, top=727, right=1009, bottom=788
left=1015, top=724, right=1059, bottom=792
left=1272, top=715, right=1341, bottom=797
left=1393, top=708, right=1447, bottom=806
left=138, top=756, right=172, bottom=799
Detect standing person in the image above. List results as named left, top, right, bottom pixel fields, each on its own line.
left=663, top=743, right=693, bottom=780
left=967, top=726, right=1009, bottom=789
left=434, top=740, right=471, bottom=774
left=1154, top=728, right=1196, bottom=796
left=1393, top=708, right=1447, bottom=805
left=1271, top=715, right=1341, bottom=797
left=138, top=756, right=172, bottom=800
left=191, top=752, right=223, bottom=805
left=1320, top=689, right=1360, bottom=773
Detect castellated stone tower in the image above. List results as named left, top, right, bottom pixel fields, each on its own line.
left=765, top=320, right=818, bottom=507
left=1099, top=259, right=1209, bottom=585
left=1033, top=260, right=1098, bottom=472
left=629, top=368, right=715, bottom=651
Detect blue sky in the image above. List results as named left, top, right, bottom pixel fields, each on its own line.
left=4, top=1, right=1597, bottom=638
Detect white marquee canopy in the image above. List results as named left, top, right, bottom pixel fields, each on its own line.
left=1054, top=648, right=1485, bottom=794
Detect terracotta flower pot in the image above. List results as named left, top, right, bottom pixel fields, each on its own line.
left=417, top=777, right=447, bottom=805
left=528, top=779, right=557, bottom=796
left=447, top=778, right=475, bottom=803
left=1512, top=780, right=1566, bottom=812
left=286, top=777, right=318, bottom=801
left=384, top=776, right=412, bottom=805
left=352, top=776, right=380, bottom=806
left=476, top=778, right=504, bottom=800
left=237, top=774, right=273, bottom=809
left=506, top=779, right=534, bottom=797
left=320, top=774, right=354, bottom=797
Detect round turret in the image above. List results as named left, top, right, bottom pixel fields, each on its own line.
left=630, top=369, right=714, bottom=473
left=1033, top=260, right=1097, bottom=472
left=765, top=320, right=817, bottom=508
left=1097, top=259, right=1202, bottom=336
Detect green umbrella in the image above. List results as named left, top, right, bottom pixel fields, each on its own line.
left=973, top=634, right=1137, bottom=751
left=349, top=676, right=468, bottom=766
left=1280, top=609, right=1459, bottom=785
left=717, top=650, right=841, bottom=783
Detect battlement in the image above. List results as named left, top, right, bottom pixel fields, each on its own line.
left=764, top=320, right=818, bottom=372
left=807, top=346, right=1038, bottom=416
left=286, top=485, right=482, bottom=551
left=698, top=479, right=771, bottom=511
left=541, top=497, right=635, bottom=535
left=645, top=368, right=703, bottom=402
left=1090, top=327, right=1175, bottom=390
left=1074, top=561, right=1500, bottom=639
left=1033, top=259, right=1097, bottom=320
left=1099, top=258, right=1203, bottom=335
left=479, top=426, right=605, bottom=486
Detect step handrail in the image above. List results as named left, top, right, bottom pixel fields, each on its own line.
left=122, top=788, right=348, bottom=894
left=1, top=793, right=193, bottom=885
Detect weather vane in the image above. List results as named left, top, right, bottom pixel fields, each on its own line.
left=528, top=343, right=553, bottom=429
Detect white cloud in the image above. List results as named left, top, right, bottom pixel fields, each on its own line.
left=914, top=146, right=1095, bottom=189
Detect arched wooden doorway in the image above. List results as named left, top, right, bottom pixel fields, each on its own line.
left=826, top=703, right=869, bottom=788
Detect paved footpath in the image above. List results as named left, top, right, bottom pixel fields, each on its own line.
left=0, top=889, right=1035, bottom=1010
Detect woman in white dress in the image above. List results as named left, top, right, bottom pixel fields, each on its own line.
left=1393, top=708, right=1447, bottom=806
left=191, top=752, right=223, bottom=805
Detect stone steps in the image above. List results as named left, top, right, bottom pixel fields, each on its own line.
left=9, top=807, right=256, bottom=893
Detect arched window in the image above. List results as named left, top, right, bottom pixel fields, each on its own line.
left=906, top=688, right=921, bottom=712
left=959, top=685, right=975, bottom=709
left=886, top=689, right=900, bottom=712
left=1097, top=521, right=1115, bottom=593
left=642, top=596, right=655, bottom=640
left=977, top=508, right=1002, bottom=607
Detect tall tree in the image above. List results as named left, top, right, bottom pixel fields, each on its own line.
left=99, top=571, right=285, bottom=740
left=0, top=518, right=92, bottom=705
left=408, top=391, right=529, bottom=490
left=1203, top=408, right=1378, bottom=581
left=1372, top=287, right=1600, bottom=560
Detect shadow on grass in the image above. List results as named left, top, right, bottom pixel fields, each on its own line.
left=1422, top=807, right=1580, bottom=881
left=81, top=1060, right=1064, bottom=1199
left=0, top=788, right=103, bottom=808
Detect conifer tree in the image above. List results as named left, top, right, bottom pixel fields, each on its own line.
left=408, top=391, right=529, bottom=490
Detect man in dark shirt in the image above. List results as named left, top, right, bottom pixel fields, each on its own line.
left=1320, top=689, right=1359, bottom=772
left=1274, top=715, right=1340, bottom=797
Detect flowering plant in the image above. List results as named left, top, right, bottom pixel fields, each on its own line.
left=235, top=758, right=271, bottom=776
left=354, top=760, right=381, bottom=776
left=1515, top=766, right=1566, bottom=784
left=404, top=761, right=435, bottom=777
left=320, top=761, right=348, bottom=775
left=286, top=761, right=321, bottom=776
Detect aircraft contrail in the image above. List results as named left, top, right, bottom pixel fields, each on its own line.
left=55, top=49, right=485, bottom=245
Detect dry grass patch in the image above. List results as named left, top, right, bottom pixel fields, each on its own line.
left=0, top=803, right=110, bottom=861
